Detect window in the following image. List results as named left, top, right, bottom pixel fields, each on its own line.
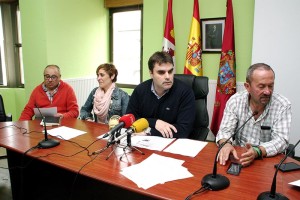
left=0, top=2, right=23, bottom=87
left=109, top=6, right=142, bottom=88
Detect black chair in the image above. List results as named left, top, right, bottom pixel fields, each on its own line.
left=0, top=94, right=12, bottom=122
left=174, top=74, right=209, bottom=141
left=0, top=94, right=12, bottom=160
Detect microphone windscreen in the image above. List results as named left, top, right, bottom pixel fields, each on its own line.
left=108, top=115, right=120, bottom=130
left=131, top=118, right=149, bottom=133
left=119, top=114, right=135, bottom=128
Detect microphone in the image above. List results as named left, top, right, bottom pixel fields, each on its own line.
left=201, top=111, right=258, bottom=191
left=257, top=139, right=300, bottom=200
left=113, top=118, right=149, bottom=143
left=102, top=114, right=135, bottom=138
left=35, top=104, right=60, bottom=149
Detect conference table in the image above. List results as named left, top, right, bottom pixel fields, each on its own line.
left=0, top=119, right=299, bottom=200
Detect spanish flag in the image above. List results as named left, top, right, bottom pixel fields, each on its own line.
left=183, top=0, right=202, bottom=76
left=210, top=0, right=236, bottom=135
left=162, top=0, right=176, bottom=66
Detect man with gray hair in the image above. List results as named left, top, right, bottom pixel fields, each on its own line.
left=216, top=63, right=292, bottom=167
left=19, top=64, right=79, bottom=120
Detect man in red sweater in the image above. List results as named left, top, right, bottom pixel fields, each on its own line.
left=19, top=65, right=79, bottom=120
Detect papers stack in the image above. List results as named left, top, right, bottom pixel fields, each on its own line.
left=34, top=107, right=60, bottom=126
left=120, top=153, right=193, bottom=189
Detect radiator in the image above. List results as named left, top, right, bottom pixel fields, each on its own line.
left=64, top=77, right=245, bottom=127
left=64, top=77, right=98, bottom=110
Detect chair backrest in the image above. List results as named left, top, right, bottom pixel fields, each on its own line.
left=0, top=95, right=7, bottom=122
left=0, top=94, right=11, bottom=122
left=174, top=74, right=209, bottom=141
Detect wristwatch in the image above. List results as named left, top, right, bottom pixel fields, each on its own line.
left=144, top=127, right=151, bottom=136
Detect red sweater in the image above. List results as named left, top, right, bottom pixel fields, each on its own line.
left=19, top=80, right=79, bottom=120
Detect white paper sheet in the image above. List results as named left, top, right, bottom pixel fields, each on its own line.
left=131, top=135, right=175, bottom=151
left=47, top=126, right=86, bottom=140
left=289, top=180, right=300, bottom=187
left=120, top=153, right=193, bottom=189
left=163, top=138, right=208, bottom=157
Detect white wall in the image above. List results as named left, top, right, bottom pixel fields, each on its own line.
left=252, top=0, right=300, bottom=156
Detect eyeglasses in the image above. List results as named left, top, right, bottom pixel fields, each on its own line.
left=44, top=75, right=59, bottom=80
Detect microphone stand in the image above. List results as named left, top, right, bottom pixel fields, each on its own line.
left=119, top=131, right=144, bottom=161
left=35, top=104, right=60, bottom=149
left=38, top=116, right=60, bottom=148
left=105, top=129, right=122, bottom=160
left=94, top=114, right=135, bottom=158
left=201, top=112, right=257, bottom=191
left=93, top=126, right=129, bottom=160
left=257, top=139, right=300, bottom=200
left=91, top=130, right=119, bottom=158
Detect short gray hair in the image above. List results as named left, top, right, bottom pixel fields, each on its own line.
left=246, top=63, right=275, bottom=83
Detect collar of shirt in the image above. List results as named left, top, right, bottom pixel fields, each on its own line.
left=247, top=92, right=272, bottom=122
left=151, top=81, right=169, bottom=99
left=42, top=82, right=60, bottom=103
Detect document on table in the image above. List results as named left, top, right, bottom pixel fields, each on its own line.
left=289, top=180, right=300, bottom=187
left=120, top=153, right=193, bottom=190
left=131, top=135, right=175, bottom=151
left=47, top=126, right=86, bottom=140
left=163, top=138, right=208, bottom=157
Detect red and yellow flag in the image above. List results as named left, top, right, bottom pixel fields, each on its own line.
left=210, top=0, right=236, bottom=135
left=183, top=0, right=202, bottom=76
left=162, top=0, right=176, bottom=65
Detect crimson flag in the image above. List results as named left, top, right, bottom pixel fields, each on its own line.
left=183, top=0, right=202, bottom=76
left=162, top=0, right=176, bottom=66
left=210, top=0, right=236, bottom=135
